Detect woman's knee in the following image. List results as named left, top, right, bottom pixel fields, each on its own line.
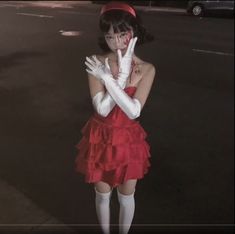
left=117, top=179, right=137, bottom=195
left=94, top=181, right=112, bottom=193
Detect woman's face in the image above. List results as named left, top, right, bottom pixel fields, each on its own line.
left=104, top=25, right=133, bottom=54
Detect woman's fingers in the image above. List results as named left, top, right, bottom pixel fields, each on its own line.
left=125, top=37, right=134, bottom=55
left=125, top=37, right=138, bottom=56
left=86, top=56, right=96, bottom=66
left=117, top=49, right=122, bottom=66
left=86, top=69, right=94, bottom=76
left=105, top=57, right=111, bottom=70
left=92, top=55, right=102, bottom=65
left=85, top=61, right=94, bottom=70
left=86, top=55, right=102, bottom=68
left=130, top=37, right=138, bottom=53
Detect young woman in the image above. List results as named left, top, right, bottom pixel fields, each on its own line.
left=75, top=2, right=156, bottom=234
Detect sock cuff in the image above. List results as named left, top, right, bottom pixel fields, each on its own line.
left=117, top=189, right=135, bottom=200
left=94, top=187, right=113, bottom=198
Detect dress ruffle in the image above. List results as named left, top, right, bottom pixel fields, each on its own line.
left=75, top=87, right=151, bottom=187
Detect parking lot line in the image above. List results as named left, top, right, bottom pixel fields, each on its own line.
left=192, top=48, right=234, bottom=56
left=17, top=13, right=54, bottom=18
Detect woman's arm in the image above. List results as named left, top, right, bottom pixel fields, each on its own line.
left=100, top=63, right=155, bottom=119
left=87, top=55, right=129, bottom=117
left=88, top=71, right=127, bottom=117
left=85, top=50, right=155, bottom=119
left=86, top=38, right=137, bottom=117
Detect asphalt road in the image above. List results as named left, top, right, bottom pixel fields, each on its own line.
left=0, top=1, right=234, bottom=233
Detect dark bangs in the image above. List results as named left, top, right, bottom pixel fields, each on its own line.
left=99, top=10, right=134, bottom=34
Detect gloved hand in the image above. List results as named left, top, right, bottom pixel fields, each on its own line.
left=85, top=37, right=138, bottom=87
left=117, top=37, right=138, bottom=87
left=85, top=56, right=112, bottom=84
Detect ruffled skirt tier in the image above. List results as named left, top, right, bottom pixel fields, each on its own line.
left=75, top=116, right=151, bottom=187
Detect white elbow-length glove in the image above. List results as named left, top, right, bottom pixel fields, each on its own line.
left=85, top=40, right=141, bottom=119
left=85, top=37, right=138, bottom=117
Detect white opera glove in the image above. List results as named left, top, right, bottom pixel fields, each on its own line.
left=91, top=38, right=138, bottom=117
left=85, top=56, right=114, bottom=117
left=102, top=75, right=141, bottom=119
left=92, top=91, right=115, bottom=117
left=85, top=55, right=128, bottom=117
left=117, top=37, right=138, bottom=86
left=92, top=71, right=129, bottom=117
left=85, top=38, right=139, bottom=118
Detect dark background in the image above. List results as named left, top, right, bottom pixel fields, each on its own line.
left=0, top=1, right=234, bottom=233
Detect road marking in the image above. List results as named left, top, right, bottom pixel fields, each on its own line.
left=59, top=30, right=83, bottom=36
left=142, top=7, right=185, bottom=13
left=193, top=49, right=234, bottom=57
left=0, top=3, right=17, bottom=7
left=58, top=10, right=96, bottom=16
left=17, top=13, right=54, bottom=18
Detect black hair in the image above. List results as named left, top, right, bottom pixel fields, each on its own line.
left=98, top=2, right=154, bottom=52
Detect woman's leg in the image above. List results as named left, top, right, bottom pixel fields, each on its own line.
left=94, top=181, right=113, bottom=234
left=117, top=179, right=137, bottom=234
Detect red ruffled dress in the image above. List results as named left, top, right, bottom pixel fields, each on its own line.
left=75, top=86, right=151, bottom=187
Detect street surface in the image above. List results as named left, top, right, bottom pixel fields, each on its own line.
left=0, top=1, right=234, bottom=233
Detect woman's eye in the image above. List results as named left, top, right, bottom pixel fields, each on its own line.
left=120, top=33, right=127, bottom=37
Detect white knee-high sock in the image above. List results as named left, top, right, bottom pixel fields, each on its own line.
left=95, top=188, right=112, bottom=234
left=117, top=189, right=135, bottom=234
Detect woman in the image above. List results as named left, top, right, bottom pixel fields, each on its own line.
left=75, top=2, right=156, bottom=234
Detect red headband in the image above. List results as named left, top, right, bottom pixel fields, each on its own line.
left=100, top=2, right=136, bottom=18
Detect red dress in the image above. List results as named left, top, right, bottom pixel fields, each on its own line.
left=75, top=86, right=151, bottom=187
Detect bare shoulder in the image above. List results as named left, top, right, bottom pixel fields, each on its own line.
left=138, top=59, right=156, bottom=82
left=134, top=55, right=155, bottom=72
left=132, top=59, right=156, bottom=108
left=143, top=62, right=156, bottom=76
